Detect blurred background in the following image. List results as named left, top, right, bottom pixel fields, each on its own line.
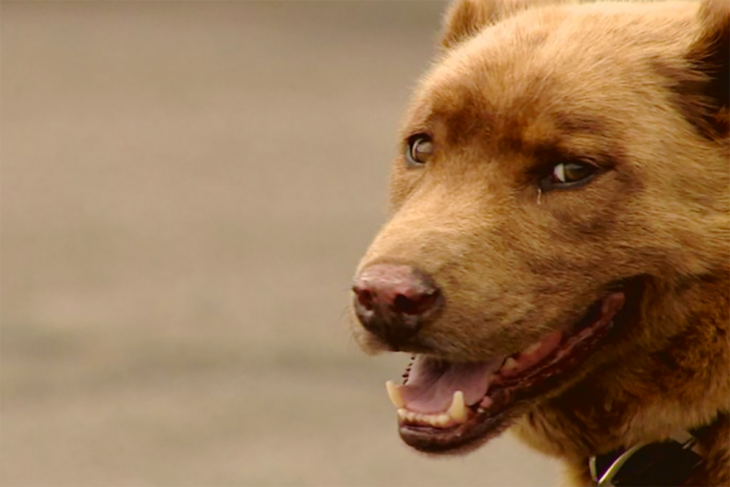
left=1, top=2, right=558, bottom=485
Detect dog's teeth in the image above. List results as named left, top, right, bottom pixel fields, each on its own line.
left=501, top=357, right=519, bottom=371
left=480, top=396, right=493, bottom=409
left=522, top=341, right=542, bottom=355
left=448, top=390, right=468, bottom=423
left=386, top=380, right=405, bottom=408
left=394, top=391, right=469, bottom=427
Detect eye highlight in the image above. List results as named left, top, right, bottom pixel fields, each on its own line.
left=541, top=161, right=600, bottom=190
left=405, top=134, right=433, bottom=166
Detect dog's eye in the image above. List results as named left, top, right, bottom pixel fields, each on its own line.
left=405, top=135, right=433, bottom=165
left=547, top=161, right=598, bottom=187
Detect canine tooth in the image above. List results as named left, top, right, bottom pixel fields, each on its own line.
left=501, top=357, right=519, bottom=371
left=397, top=408, right=408, bottom=420
left=448, top=390, right=468, bottom=423
left=386, top=380, right=405, bottom=408
left=522, top=341, right=542, bottom=355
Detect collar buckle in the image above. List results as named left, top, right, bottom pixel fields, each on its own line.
left=589, top=431, right=703, bottom=487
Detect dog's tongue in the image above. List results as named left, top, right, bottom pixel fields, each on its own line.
left=400, top=356, right=504, bottom=414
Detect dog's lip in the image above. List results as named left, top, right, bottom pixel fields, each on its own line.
left=398, top=388, right=520, bottom=453
left=394, top=292, right=625, bottom=453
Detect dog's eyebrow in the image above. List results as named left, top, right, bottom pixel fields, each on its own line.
left=552, top=112, right=606, bottom=135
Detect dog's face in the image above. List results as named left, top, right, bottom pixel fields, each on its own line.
left=352, top=0, right=729, bottom=454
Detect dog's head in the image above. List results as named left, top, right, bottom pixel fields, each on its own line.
left=351, top=0, right=729, bottom=454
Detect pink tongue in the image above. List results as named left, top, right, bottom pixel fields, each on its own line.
left=400, top=356, right=504, bottom=414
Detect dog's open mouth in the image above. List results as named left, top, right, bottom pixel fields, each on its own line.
left=385, top=292, right=625, bottom=452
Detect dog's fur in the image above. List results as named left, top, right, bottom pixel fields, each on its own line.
left=353, top=0, right=730, bottom=485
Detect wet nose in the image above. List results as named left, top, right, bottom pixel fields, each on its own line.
left=352, top=264, right=442, bottom=346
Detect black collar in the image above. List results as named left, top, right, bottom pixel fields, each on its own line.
left=589, top=430, right=704, bottom=486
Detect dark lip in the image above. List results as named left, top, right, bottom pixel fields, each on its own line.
left=399, top=389, right=522, bottom=454
left=396, top=293, right=625, bottom=453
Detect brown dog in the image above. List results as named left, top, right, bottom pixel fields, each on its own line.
left=351, top=0, right=730, bottom=485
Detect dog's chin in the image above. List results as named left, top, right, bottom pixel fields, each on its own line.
left=379, top=292, right=626, bottom=454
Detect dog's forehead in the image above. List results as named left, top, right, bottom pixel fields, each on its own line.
left=402, top=2, right=696, bottom=151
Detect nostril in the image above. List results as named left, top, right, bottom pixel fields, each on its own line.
left=352, top=285, right=375, bottom=311
left=393, top=290, right=439, bottom=316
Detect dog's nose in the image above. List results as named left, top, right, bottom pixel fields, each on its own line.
left=352, top=264, right=442, bottom=346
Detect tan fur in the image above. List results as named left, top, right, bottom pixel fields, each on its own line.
left=439, top=0, right=577, bottom=50
left=353, top=0, right=730, bottom=484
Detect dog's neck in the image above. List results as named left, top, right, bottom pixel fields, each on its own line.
left=513, top=271, right=730, bottom=486
left=588, top=419, right=725, bottom=486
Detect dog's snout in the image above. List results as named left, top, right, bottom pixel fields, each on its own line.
left=352, top=264, right=442, bottom=347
